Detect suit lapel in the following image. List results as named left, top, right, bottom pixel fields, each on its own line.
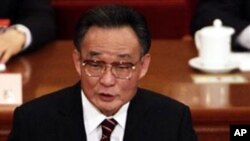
left=55, top=83, right=87, bottom=141
left=123, top=88, right=149, bottom=141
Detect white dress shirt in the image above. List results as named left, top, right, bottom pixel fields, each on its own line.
left=237, top=24, right=250, bottom=49
left=81, top=91, right=129, bottom=141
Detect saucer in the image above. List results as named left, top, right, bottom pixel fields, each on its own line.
left=188, top=57, right=238, bottom=73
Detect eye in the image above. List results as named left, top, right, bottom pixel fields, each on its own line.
left=89, top=62, right=102, bottom=67
left=113, top=63, right=134, bottom=70
left=116, top=64, right=132, bottom=69
left=84, top=60, right=105, bottom=69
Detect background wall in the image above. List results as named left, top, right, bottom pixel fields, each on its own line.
left=51, top=0, right=198, bottom=39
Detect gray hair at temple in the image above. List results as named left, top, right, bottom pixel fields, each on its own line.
left=73, top=4, right=151, bottom=56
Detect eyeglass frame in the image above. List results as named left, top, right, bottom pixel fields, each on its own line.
left=81, top=58, right=142, bottom=80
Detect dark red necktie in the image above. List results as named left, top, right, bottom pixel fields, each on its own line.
left=100, top=118, right=117, bottom=141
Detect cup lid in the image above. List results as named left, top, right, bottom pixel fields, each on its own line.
left=199, top=19, right=235, bottom=36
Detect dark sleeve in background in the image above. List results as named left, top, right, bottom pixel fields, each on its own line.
left=190, top=0, right=250, bottom=51
left=12, top=0, right=56, bottom=53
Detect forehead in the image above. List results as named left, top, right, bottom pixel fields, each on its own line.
left=80, top=26, right=141, bottom=59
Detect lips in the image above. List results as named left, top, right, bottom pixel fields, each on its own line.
left=99, top=93, right=116, bottom=102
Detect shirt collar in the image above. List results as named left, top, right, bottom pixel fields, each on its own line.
left=81, top=90, right=129, bottom=134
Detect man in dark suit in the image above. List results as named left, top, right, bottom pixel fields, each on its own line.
left=0, top=0, right=55, bottom=63
left=191, top=0, right=250, bottom=52
left=8, top=4, right=197, bottom=141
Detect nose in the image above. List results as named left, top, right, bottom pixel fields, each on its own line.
left=99, top=65, right=116, bottom=87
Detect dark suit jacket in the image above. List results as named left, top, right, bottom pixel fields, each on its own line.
left=0, top=0, right=55, bottom=52
left=8, top=83, right=197, bottom=141
left=191, top=0, right=250, bottom=51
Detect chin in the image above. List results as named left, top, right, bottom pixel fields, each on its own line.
left=99, top=104, right=121, bottom=116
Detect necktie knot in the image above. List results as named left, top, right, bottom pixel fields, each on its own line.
left=100, top=118, right=117, bottom=141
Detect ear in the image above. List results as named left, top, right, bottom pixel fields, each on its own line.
left=72, top=49, right=82, bottom=77
left=139, top=53, right=151, bottom=79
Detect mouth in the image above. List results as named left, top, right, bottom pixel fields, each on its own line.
left=99, top=93, right=116, bottom=102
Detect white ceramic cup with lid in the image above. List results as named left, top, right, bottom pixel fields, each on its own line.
left=195, top=19, right=235, bottom=69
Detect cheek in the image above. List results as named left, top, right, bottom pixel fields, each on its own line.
left=118, top=78, right=138, bottom=100
left=119, top=68, right=142, bottom=91
left=81, top=75, right=99, bottom=94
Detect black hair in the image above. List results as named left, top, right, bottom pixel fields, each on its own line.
left=73, top=4, right=151, bottom=55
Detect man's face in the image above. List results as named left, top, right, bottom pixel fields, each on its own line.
left=73, top=26, right=150, bottom=116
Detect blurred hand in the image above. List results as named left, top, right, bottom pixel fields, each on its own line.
left=0, top=28, right=25, bottom=63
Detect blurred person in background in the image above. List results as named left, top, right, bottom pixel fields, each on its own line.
left=0, top=0, right=55, bottom=64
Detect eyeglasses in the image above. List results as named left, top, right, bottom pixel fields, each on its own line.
left=81, top=59, right=140, bottom=79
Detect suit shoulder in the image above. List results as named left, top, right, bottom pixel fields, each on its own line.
left=136, top=88, right=189, bottom=113
left=16, top=83, right=80, bottom=113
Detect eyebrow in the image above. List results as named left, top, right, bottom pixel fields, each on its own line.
left=87, top=50, right=132, bottom=59
left=117, top=54, right=132, bottom=59
left=88, top=51, right=101, bottom=57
